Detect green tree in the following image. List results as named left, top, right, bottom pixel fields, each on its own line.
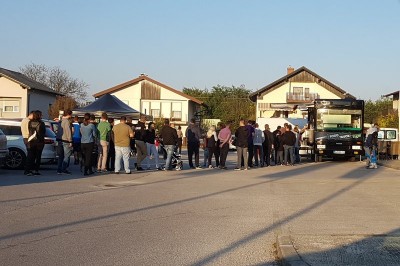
left=183, top=85, right=255, bottom=131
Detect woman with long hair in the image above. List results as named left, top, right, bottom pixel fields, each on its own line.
left=206, top=125, right=218, bottom=168
left=145, top=122, right=161, bottom=170
left=25, top=110, right=46, bottom=176
left=80, top=113, right=97, bottom=176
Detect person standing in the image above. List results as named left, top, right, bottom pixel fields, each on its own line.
left=283, top=124, right=296, bottom=166
left=272, top=126, right=281, bottom=164
left=106, top=118, right=115, bottom=171
left=57, top=109, right=73, bottom=175
left=185, top=118, right=202, bottom=169
left=177, top=125, right=183, bottom=154
left=113, top=116, right=134, bottom=174
left=145, top=122, right=161, bottom=170
left=135, top=115, right=147, bottom=171
left=25, top=110, right=46, bottom=176
left=263, top=124, right=274, bottom=167
left=72, top=116, right=81, bottom=165
left=97, top=112, right=111, bottom=172
left=253, top=123, right=265, bottom=167
left=160, top=119, right=178, bottom=171
left=21, top=111, right=34, bottom=147
left=246, top=120, right=255, bottom=167
left=293, top=126, right=301, bottom=164
left=235, top=119, right=249, bottom=171
left=202, top=133, right=209, bottom=168
left=218, top=121, right=231, bottom=170
left=206, top=126, right=218, bottom=168
left=80, top=113, right=97, bottom=176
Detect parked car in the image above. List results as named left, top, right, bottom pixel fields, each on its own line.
left=42, top=119, right=60, bottom=134
left=0, top=119, right=57, bottom=169
left=0, top=128, right=9, bottom=166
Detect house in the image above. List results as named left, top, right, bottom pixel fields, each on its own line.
left=0, top=67, right=62, bottom=119
left=249, top=66, right=355, bottom=119
left=93, top=74, right=207, bottom=128
left=383, top=90, right=400, bottom=130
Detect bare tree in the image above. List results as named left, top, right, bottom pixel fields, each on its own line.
left=19, top=63, right=89, bottom=102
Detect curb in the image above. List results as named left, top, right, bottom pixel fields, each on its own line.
left=276, top=235, right=309, bottom=266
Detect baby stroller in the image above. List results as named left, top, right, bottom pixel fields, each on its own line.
left=159, top=142, right=183, bottom=170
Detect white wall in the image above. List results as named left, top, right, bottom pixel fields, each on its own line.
left=0, top=77, right=28, bottom=117
left=111, top=82, right=142, bottom=112
left=29, top=90, right=58, bottom=119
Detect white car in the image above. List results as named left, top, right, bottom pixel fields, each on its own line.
left=0, top=119, right=57, bottom=169
left=0, top=129, right=9, bottom=166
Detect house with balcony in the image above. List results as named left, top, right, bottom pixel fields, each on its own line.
left=0, top=67, right=62, bottom=119
left=93, top=74, right=207, bottom=129
left=249, top=66, right=355, bottom=119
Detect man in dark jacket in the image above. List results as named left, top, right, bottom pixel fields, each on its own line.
left=235, top=119, right=249, bottom=170
left=134, top=115, right=147, bottom=171
left=282, top=124, right=296, bottom=166
left=185, top=118, right=202, bottom=169
left=263, top=124, right=274, bottom=167
left=160, top=119, right=178, bottom=170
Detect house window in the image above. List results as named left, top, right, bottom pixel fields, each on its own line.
left=171, top=102, right=182, bottom=121
left=3, top=106, right=19, bottom=112
left=151, top=109, right=160, bottom=118
left=293, top=87, right=303, bottom=95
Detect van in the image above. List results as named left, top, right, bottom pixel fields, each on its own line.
left=377, top=128, right=398, bottom=141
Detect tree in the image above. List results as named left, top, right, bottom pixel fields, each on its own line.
left=183, top=85, right=256, bottom=131
left=364, top=97, right=398, bottom=128
left=48, top=96, right=78, bottom=120
left=20, top=63, right=89, bottom=102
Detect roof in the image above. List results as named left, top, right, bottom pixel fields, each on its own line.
left=249, top=66, right=355, bottom=101
left=0, top=67, right=63, bottom=95
left=383, top=91, right=399, bottom=97
left=93, top=75, right=206, bottom=106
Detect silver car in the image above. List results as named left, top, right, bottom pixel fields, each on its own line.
left=0, top=119, right=57, bottom=169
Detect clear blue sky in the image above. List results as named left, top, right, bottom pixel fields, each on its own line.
left=1, top=0, right=399, bottom=101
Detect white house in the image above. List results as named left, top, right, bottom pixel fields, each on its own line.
left=249, top=66, right=355, bottom=119
left=0, top=67, right=62, bottom=119
left=93, top=74, right=207, bottom=128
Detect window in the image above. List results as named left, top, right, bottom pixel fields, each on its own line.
left=293, top=87, right=303, bottom=95
left=151, top=109, right=160, bottom=118
left=316, top=109, right=362, bottom=131
left=171, top=102, right=182, bottom=121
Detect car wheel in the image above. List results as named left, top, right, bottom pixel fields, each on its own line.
left=5, top=148, right=26, bottom=169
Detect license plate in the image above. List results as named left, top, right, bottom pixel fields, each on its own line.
left=333, top=151, right=345, bottom=155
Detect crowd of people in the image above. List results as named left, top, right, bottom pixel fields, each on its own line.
left=21, top=109, right=309, bottom=175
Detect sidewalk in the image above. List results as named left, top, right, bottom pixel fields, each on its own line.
left=378, top=159, right=400, bottom=170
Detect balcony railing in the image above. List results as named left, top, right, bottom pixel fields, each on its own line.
left=287, top=92, right=319, bottom=103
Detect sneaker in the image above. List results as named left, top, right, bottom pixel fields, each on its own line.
left=244, top=168, right=248, bottom=171
left=101, top=169, right=108, bottom=173
left=62, top=170, right=72, bottom=175
left=157, top=167, right=162, bottom=171
left=234, top=167, right=241, bottom=171
left=26, top=171, right=34, bottom=176
left=196, top=166, right=202, bottom=169
left=208, top=165, right=214, bottom=169
left=114, top=171, right=120, bottom=174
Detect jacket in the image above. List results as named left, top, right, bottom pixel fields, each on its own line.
left=282, top=131, right=296, bottom=146
left=253, top=128, right=265, bottom=146
left=160, top=125, right=178, bottom=145
left=235, top=126, right=248, bottom=148
left=186, top=124, right=201, bottom=143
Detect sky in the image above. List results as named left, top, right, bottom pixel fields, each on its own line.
left=1, top=0, right=399, bottom=101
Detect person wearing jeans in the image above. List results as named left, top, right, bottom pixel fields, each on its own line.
left=113, top=116, right=134, bottom=174
left=218, top=122, right=231, bottom=169
left=186, top=118, right=202, bottom=169
left=282, top=124, right=296, bottom=166
left=253, top=123, right=265, bottom=167
left=160, top=119, right=178, bottom=170
left=145, top=122, right=160, bottom=170
left=56, top=109, right=73, bottom=174
left=134, top=115, right=147, bottom=171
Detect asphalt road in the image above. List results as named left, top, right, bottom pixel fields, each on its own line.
left=0, top=154, right=399, bottom=266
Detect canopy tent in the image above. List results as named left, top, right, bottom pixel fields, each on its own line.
left=73, top=94, right=151, bottom=120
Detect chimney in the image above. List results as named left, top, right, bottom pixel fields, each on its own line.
left=287, top=65, right=294, bottom=74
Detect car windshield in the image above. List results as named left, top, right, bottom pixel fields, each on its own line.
left=316, top=109, right=362, bottom=131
